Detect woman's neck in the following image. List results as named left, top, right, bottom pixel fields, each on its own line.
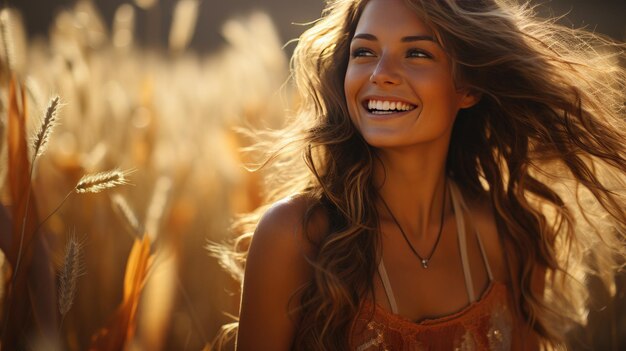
left=374, top=142, right=451, bottom=241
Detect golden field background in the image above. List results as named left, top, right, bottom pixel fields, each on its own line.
left=0, top=0, right=623, bottom=350
left=0, top=1, right=289, bottom=349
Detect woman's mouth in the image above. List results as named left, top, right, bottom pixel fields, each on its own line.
left=364, top=99, right=417, bottom=115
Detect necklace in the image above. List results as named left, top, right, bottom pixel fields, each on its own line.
left=380, top=181, right=447, bottom=269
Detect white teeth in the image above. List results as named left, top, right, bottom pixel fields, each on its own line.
left=366, top=99, right=416, bottom=113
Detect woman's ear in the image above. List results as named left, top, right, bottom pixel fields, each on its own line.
left=459, top=88, right=482, bottom=109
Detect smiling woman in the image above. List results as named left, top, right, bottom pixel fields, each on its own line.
left=218, top=0, right=626, bottom=350
left=344, top=1, right=478, bottom=150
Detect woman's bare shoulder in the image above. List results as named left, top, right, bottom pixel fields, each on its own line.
left=245, top=195, right=322, bottom=281
left=237, top=194, right=329, bottom=350
left=253, top=194, right=329, bottom=251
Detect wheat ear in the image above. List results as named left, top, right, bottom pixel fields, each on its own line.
left=32, top=96, right=60, bottom=159
left=29, top=169, right=131, bottom=251
left=75, top=169, right=128, bottom=194
left=13, top=94, right=62, bottom=281
left=58, top=233, right=84, bottom=327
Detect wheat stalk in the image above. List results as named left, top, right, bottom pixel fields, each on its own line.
left=134, top=0, right=157, bottom=10
left=0, top=250, right=6, bottom=303
left=111, top=193, right=142, bottom=236
left=145, top=176, right=172, bottom=241
left=75, top=169, right=128, bottom=194
left=0, top=9, right=14, bottom=73
left=169, top=0, right=199, bottom=53
left=0, top=120, right=5, bottom=183
left=12, top=94, right=63, bottom=292
left=32, top=95, right=60, bottom=159
left=58, top=233, right=84, bottom=327
left=25, top=77, right=44, bottom=112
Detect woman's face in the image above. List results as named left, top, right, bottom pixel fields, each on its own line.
left=344, top=0, right=477, bottom=150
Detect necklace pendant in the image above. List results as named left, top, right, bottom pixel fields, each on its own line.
left=421, top=259, right=429, bottom=268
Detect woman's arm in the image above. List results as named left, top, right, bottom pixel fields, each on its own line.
left=236, top=198, right=314, bottom=350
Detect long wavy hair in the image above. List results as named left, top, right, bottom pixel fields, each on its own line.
left=216, top=0, right=626, bottom=349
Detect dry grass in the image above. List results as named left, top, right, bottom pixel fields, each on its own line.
left=111, top=193, right=142, bottom=237
left=58, top=232, right=84, bottom=322
left=0, top=1, right=289, bottom=350
left=75, top=170, right=129, bottom=194
left=32, top=96, right=60, bottom=160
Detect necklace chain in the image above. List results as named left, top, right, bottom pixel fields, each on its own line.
left=381, top=181, right=447, bottom=269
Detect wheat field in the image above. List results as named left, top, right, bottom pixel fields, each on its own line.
left=0, top=1, right=290, bottom=349
left=0, top=1, right=624, bottom=350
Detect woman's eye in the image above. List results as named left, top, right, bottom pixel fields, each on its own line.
left=407, top=49, right=431, bottom=58
left=351, top=48, right=375, bottom=58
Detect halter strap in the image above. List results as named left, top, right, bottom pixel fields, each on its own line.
left=377, top=258, right=399, bottom=314
left=449, top=181, right=476, bottom=302
left=451, top=182, right=494, bottom=282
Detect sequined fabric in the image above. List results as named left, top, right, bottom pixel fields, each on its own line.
left=350, top=282, right=513, bottom=351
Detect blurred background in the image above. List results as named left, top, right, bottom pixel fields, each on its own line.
left=0, top=0, right=623, bottom=350
left=10, top=0, right=626, bottom=52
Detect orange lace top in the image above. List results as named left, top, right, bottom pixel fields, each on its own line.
left=350, top=282, right=514, bottom=350
left=350, top=182, right=515, bottom=350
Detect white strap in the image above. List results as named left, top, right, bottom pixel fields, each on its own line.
left=450, top=182, right=476, bottom=303
left=452, top=184, right=495, bottom=282
left=377, top=258, right=399, bottom=314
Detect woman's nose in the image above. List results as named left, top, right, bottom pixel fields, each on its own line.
left=369, top=55, right=401, bottom=85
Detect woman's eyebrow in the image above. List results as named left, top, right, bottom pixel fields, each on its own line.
left=401, top=35, right=435, bottom=42
left=352, top=33, right=436, bottom=42
left=352, top=33, right=377, bottom=41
